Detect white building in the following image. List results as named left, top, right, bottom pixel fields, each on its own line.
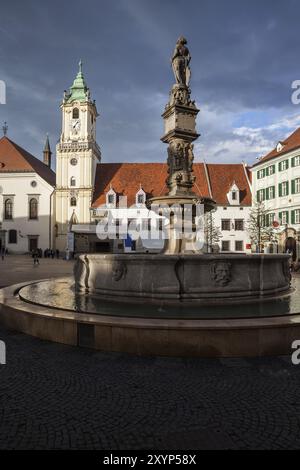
left=0, top=135, right=55, bottom=253
left=88, top=161, right=252, bottom=254
left=251, top=127, right=300, bottom=260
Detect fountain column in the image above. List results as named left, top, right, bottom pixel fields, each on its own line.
left=150, top=37, right=215, bottom=253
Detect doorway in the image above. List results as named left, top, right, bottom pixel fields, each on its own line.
left=28, top=237, right=38, bottom=252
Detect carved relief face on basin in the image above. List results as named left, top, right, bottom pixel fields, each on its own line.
left=211, top=261, right=231, bottom=287
left=112, top=261, right=127, bottom=282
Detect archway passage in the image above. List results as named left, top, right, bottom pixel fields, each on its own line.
left=285, top=236, right=297, bottom=261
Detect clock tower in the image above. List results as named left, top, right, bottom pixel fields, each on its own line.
left=55, top=61, right=101, bottom=252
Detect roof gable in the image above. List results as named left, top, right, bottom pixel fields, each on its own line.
left=0, top=136, right=55, bottom=186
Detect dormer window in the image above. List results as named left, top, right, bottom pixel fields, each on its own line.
left=227, top=182, right=240, bottom=205
left=277, top=142, right=284, bottom=153
left=106, top=188, right=116, bottom=207
left=72, top=108, right=79, bottom=119
left=136, top=187, right=146, bottom=206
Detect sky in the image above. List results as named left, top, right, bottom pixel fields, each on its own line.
left=1, top=0, right=300, bottom=168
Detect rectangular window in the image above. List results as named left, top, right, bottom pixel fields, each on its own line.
left=280, top=211, right=289, bottom=225
left=221, top=240, right=230, bottom=251
left=292, top=156, right=300, bottom=167
left=257, top=169, right=265, bottom=179
left=235, top=241, right=243, bottom=251
left=279, top=160, right=289, bottom=171
left=8, top=229, right=17, bottom=244
left=267, top=165, right=275, bottom=176
left=257, top=189, right=265, bottom=202
left=280, top=181, right=289, bottom=197
left=108, top=194, right=114, bottom=204
left=221, top=219, right=231, bottom=231
left=266, top=213, right=275, bottom=226
left=267, top=186, right=275, bottom=199
left=295, top=178, right=300, bottom=194
left=234, top=219, right=244, bottom=231
left=294, top=210, right=300, bottom=224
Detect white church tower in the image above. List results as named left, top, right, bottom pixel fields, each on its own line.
left=55, top=61, right=101, bottom=251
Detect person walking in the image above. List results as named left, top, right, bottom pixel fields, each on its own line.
left=1, top=246, right=5, bottom=261
left=33, top=250, right=39, bottom=266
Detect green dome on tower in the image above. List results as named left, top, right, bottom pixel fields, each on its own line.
left=65, top=60, right=90, bottom=103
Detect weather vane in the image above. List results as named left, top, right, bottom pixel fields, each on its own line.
left=2, top=122, right=8, bottom=136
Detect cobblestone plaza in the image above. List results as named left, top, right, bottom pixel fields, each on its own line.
left=0, top=258, right=299, bottom=450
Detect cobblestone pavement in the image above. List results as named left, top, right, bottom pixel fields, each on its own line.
left=0, top=255, right=74, bottom=288
left=0, top=326, right=300, bottom=449
left=0, top=262, right=300, bottom=449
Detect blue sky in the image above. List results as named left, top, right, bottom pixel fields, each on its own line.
left=1, top=0, right=300, bottom=167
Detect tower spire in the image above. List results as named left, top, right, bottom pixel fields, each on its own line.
left=2, top=122, right=8, bottom=136
left=64, top=60, right=89, bottom=103
left=43, top=133, right=52, bottom=168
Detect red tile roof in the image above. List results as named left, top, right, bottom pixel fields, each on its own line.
left=205, top=163, right=252, bottom=205
left=92, top=162, right=251, bottom=207
left=252, top=127, right=300, bottom=167
left=0, top=136, right=55, bottom=186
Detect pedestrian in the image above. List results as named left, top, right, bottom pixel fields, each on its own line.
left=1, top=246, right=5, bottom=261
left=33, top=250, right=39, bottom=266
left=56, top=249, right=60, bottom=259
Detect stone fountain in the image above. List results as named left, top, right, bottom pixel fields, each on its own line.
left=0, top=38, right=296, bottom=358
left=74, top=37, right=290, bottom=304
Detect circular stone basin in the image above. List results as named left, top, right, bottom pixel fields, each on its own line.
left=18, top=276, right=300, bottom=320
left=74, top=253, right=291, bottom=304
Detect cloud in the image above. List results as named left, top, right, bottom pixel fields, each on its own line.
left=195, top=107, right=300, bottom=164
left=2, top=0, right=300, bottom=167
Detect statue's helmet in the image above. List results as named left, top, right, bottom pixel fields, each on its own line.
left=177, top=36, right=187, bottom=45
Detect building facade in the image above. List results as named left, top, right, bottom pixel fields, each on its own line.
left=252, top=127, right=300, bottom=260
left=0, top=136, right=55, bottom=253
left=82, top=161, right=252, bottom=254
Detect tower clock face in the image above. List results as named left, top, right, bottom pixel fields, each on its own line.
left=71, top=119, right=81, bottom=134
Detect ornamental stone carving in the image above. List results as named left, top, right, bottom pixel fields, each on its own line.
left=211, top=261, right=232, bottom=287
left=112, top=261, right=127, bottom=282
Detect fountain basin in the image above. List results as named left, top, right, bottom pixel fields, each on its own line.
left=0, top=275, right=299, bottom=357
left=74, top=253, right=291, bottom=304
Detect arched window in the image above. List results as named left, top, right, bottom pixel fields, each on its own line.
left=29, top=198, right=38, bottom=220
left=70, top=177, right=76, bottom=187
left=4, top=199, right=13, bottom=220
left=72, top=108, right=79, bottom=119
left=70, top=197, right=77, bottom=207
left=8, top=229, right=17, bottom=244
